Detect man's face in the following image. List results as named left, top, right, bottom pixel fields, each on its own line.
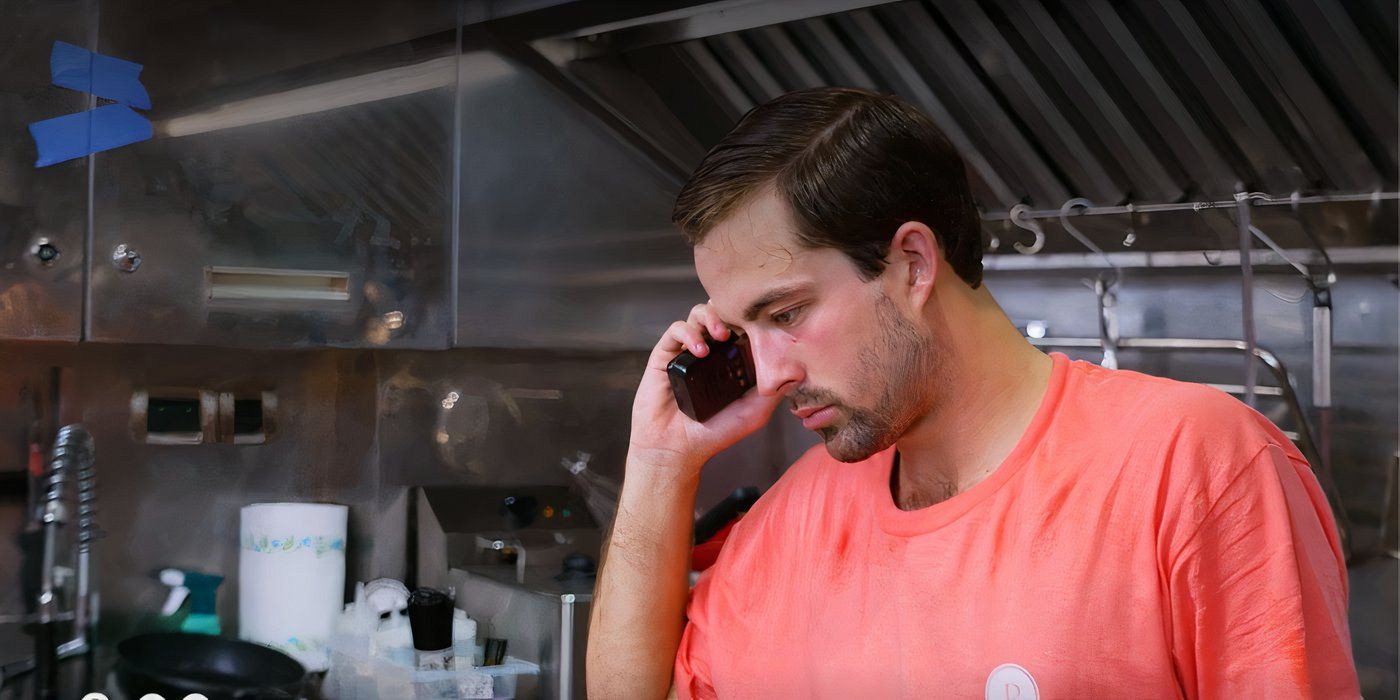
left=694, top=190, right=940, bottom=462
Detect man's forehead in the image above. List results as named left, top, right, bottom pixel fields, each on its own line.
left=694, top=190, right=803, bottom=264
left=693, top=193, right=810, bottom=317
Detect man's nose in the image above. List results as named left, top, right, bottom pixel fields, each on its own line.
left=749, top=333, right=803, bottom=396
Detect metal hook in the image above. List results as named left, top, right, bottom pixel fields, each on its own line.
left=1058, top=198, right=1096, bottom=250
left=1057, top=198, right=1122, bottom=369
left=1122, top=202, right=1137, bottom=247
left=1058, top=198, right=1119, bottom=280
left=1009, top=204, right=1045, bottom=255
left=1193, top=201, right=1227, bottom=265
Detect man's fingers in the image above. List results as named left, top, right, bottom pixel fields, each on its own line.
left=647, top=320, right=707, bottom=372
left=688, top=303, right=731, bottom=343
left=646, top=304, right=733, bottom=374
left=669, top=320, right=708, bottom=356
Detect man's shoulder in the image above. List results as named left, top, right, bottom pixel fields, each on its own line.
left=1067, top=362, right=1312, bottom=512
left=1068, top=360, right=1285, bottom=451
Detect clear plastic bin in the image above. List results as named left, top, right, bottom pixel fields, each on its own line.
left=324, top=639, right=540, bottom=699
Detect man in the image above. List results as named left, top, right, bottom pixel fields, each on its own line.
left=587, top=87, right=1357, bottom=699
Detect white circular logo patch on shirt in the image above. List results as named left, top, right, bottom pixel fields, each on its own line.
left=985, top=663, right=1039, bottom=700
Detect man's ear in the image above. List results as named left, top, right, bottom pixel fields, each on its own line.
left=888, top=221, right=940, bottom=306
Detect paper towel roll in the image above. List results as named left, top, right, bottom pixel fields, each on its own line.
left=239, top=502, right=348, bottom=672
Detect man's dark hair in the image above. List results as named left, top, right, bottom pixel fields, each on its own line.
left=672, top=87, right=983, bottom=288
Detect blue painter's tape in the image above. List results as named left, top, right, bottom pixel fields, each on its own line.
left=28, top=104, right=152, bottom=167
left=50, top=40, right=151, bottom=109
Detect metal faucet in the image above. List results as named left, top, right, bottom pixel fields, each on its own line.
left=33, top=424, right=99, bottom=698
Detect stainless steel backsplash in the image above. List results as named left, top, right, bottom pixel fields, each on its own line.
left=2, top=265, right=1394, bottom=645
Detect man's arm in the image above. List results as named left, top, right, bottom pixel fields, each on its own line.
left=587, top=304, right=785, bottom=699
left=586, top=456, right=700, bottom=699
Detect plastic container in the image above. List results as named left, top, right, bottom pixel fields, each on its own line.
left=324, top=635, right=538, bottom=699
left=452, top=609, right=477, bottom=667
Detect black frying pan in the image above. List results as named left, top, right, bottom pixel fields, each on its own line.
left=116, top=633, right=306, bottom=700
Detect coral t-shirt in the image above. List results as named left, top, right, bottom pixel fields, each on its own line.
left=676, top=353, right=1357, bottom=699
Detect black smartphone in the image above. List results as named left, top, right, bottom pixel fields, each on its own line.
left=667, top=335, right=757, bottom=423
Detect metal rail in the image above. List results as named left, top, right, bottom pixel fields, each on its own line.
left=983, top=190, right=1400, bottom=221
left=982, top=245, right=1396, bottom=272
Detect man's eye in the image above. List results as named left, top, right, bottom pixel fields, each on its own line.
left=772, top=306, right=803, bottom=326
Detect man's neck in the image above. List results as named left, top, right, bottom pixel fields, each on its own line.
left=891, top=288, right=1054, bottom=511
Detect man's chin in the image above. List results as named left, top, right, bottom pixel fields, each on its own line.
left=811, top=410, right=896, bottom=463
left=820, top=430, right=886, bottom=464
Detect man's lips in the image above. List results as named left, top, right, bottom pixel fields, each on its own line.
left=792, top=404, right=838, bottom=430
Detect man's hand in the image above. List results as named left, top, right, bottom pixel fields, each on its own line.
left=588, top=304, right=783, bottom=700
left=629, top=303, right=786, bottom=475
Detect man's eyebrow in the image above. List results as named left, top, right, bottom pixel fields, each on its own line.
left=743, top=283, right=811, bottom=322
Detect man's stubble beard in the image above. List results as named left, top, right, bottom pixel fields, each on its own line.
left=816, top=293, right=941, bottom=463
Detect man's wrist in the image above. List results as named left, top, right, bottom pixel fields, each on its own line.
left=610, top=454, right=702, bottom=556
left=618, top=450, right=703, bottom=522
left=626, top=444, right=706, bottom=483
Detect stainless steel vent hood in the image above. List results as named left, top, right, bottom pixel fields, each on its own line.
left=507, top=0, right=1398, bottom=251
left=5, top=0, right=1394, bottom=346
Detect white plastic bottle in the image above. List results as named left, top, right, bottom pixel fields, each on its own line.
left=452, top=609, right=478, bottom=670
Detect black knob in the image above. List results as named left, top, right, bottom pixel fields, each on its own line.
left=34, top=242, right=60, bottom=265
left=555, top=552, right=598, bottom=582
left=500, top=495, right=538, bottom=529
